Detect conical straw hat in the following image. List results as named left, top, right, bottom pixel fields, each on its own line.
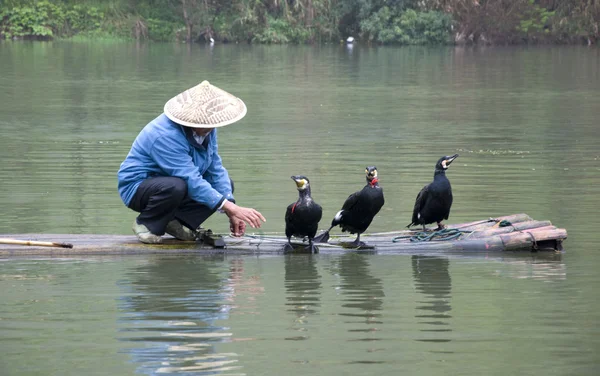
left=164, top=81, right=247, bottom=128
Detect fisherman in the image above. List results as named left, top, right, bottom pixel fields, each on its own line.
left=118, top=81, right=266, bottom=244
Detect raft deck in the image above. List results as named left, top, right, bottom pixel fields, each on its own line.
left=0, top=214, right=566, bottom=256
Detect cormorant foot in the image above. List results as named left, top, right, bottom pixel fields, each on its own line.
left=436, top=222, right=446, bottom=231
left=350, top=240, right=367, bottom=248
left=283, top=242, right=294, bottom=253
left=307, top=243, right=319, bottom=254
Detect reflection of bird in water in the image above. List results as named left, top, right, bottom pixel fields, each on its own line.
left=284, top=175, right=322, bottom=253
left=412, top=256, right=452, bottom=342
left=412, top=256, right=452, bottom=308
left=284, top=255, right=321, bottom=317
left=337, top=253, right=384, bottom=324
left=314, top=166, right=384, bottom=247
left=408, top=154, right=458, bottom=231
left=284, top=254, right=321, bottom=341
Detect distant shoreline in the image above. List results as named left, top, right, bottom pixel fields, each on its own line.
left=1, top=1, right=598, bottom=46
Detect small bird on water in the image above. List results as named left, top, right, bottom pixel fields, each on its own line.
left=314, top=166, right=385, bottom=247
left=407, top=154, right=459, bottom=231
left=284, top=175, right=322, bottom=253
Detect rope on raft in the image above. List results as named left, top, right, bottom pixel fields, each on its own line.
left=240, top=234, right=338, bottom=248
left=392, top=228, right=467, bottom=243
left=392, top=218, right=514, bottom=243
left=238, top=218, right=516, bottom=246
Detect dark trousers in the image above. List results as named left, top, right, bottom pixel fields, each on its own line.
left=128, top=176, right=217, bottom=235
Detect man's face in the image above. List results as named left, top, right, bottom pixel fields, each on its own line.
left=194, top=127, right=214, bottom=137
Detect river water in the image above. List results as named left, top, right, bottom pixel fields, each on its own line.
left=0, top=41, right=598, bottom=375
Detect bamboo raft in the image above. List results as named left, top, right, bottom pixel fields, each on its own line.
left=0, top=214, right=566, bottom=256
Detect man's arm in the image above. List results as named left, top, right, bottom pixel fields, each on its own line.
left=202, top=131, right=266, bottom=236
left=203, top=130, right=235, bottom=203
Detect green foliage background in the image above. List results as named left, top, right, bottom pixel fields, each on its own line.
left=0, top=0, right=598, bottom=44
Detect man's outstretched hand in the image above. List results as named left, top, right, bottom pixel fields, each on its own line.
left=222, top=200, right=266, bottom=237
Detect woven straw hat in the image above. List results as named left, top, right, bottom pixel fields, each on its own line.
left=164, top=81, right=247, bottom=128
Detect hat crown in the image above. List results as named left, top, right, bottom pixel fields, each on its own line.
left=164, top=81, right=247, bottom=128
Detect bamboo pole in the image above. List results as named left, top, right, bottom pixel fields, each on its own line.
left=374, top=223, right=567, bottom=253
left=449, top=213, right=534, bottom=232
left=468, top=220, right=553, bottom=238
left=499, top=228, right=567, bottom=251
left=367, top=214, right=534, bottom=237
left=0, top=238, right=73, bottom=249
left=513, top=220, right=552, bottom=231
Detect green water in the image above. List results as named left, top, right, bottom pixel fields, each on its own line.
left=0, top=41, right=599, bottom=375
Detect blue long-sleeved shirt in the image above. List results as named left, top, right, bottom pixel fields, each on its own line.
left=117, top=114, right=235, bottom=210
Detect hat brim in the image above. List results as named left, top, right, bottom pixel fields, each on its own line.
left=164, top=98, right=247, bottom=128
left=163, top=80, right=248, bottom=128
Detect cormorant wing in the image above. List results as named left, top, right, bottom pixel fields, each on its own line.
left=314, top=202, right=323, bottom=223
left=285, top=202, right=296, bottom=225
left=341, top=190, right=361, bottom=211
left=285, top=202, right=296, bottom=236
left=444, top=194, right=453, bottom=220
left=411, top=185, right=429, bottom=225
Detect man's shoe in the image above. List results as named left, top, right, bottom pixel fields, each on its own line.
left=165, top=220, right=197, bottom=241
left=132, top=220, right=163, bottom=244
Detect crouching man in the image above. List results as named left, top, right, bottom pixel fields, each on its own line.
left=118, top=80, right=265, bottom=244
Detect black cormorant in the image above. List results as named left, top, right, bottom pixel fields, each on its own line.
left=314, top=166, right=385, bottom=247
left=284, top=175, right=323, bottom=253
left=407, top=154, right=459, bottom=231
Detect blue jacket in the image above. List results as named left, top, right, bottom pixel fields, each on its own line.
left=118, top=114, right=235, bottom=210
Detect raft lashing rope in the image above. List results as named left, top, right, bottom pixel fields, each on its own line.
left=241, top=218, right=515, bottom=246
left=392, top=228, right=468, bottom=243
left=392, top=218, right=514, bottom=243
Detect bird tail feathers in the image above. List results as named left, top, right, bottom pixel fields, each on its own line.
left=313, top=230, right=331, bottom=243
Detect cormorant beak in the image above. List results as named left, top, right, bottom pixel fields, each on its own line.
left=291, top=176, right=308, bottom=190
left=442, top=154, right=459, bottom=169
left=366, top=167, right=378, bottom=180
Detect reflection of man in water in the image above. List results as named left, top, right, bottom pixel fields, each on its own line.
left=411, top=256, right=452, bottom=342
left=284, top=254, right=321, bottom=339
left=338, top=253, right=384, bottom=323
left=119, top=256, right=239, bottom=374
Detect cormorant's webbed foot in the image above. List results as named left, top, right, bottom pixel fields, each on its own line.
left=313, top=230, right=330, bottom=243
left=283, top=240, right=294, bottom=253
left=436, top=222, right=446, bottom=231
left=306, top=240, right=319, bottom=254
left=350, top=234, right=367, bottom=248
left=350, top=240, right=367, bottom=248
